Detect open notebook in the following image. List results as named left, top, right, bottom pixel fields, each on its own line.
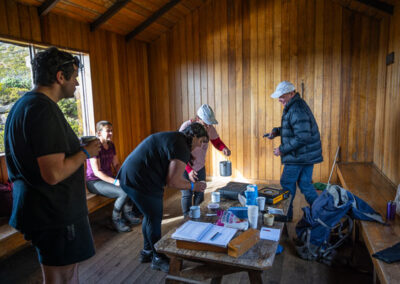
left=172, top=221, right=237, bottom=247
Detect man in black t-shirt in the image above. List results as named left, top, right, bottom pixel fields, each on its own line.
left=118, top=123, right=208, bottom=273
left=5, top=47, right=100, bottom=283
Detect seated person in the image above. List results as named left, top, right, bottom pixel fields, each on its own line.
left=86, top=121, right=141, bottom=232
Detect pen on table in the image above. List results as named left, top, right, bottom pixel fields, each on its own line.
left=262, top=228, right=271, bottom=232
left=210, top=232, right=221, bottom=241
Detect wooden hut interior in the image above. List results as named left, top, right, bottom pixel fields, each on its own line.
left=0, top=0, right=399, bottom=283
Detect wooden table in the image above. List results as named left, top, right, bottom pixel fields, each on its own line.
left=155, top=184, right=290, bottom=284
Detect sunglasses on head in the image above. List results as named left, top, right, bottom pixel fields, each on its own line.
left=58, top=56, right=83, bottom=69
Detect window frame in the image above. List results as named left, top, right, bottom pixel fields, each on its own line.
left=0, top=38, right=95, bottom=153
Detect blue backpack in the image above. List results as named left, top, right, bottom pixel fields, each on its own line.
left=295, top=184, right=384, bottom=264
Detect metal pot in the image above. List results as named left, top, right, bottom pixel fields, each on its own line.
left=219, top=160, right=232, bottom=176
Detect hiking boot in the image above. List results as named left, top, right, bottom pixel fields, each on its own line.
left=112, top=209, right=131, bottom=232
left=139, top=250, right=153, bottom=263
left=151, top=255, right=170, bottom=272
left=112, top=217, right=131, bottom=232
left=123, top=210, right=141, bottom=225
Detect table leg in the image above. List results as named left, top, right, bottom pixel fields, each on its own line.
left=282, top=223, right=289, bottom=238
left=210, top=276, right=222, bottom=284
left=248, top=270, right=263, bottom=284
left=165, top=256, right=183, bottom=284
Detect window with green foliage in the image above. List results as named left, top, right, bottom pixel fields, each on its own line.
left=0, top=40, right=94, bottom=153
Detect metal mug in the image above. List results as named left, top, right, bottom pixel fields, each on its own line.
left=219, top=160, right=232, bottom=176
left=189, top=205, right=201, bottom=219
left=211, top=192, right=220, bottom=203
left=79, top=135, right=97, bottom=146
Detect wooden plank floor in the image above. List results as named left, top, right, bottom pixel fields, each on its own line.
left=0, top=180, right=374, bottom=283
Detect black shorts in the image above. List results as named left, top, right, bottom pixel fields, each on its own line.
left=25, top=216, right=95, bottom=266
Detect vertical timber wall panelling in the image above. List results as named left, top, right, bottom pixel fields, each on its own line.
left=148, top=0, right=383, bottom=183
left=0, top=0, right=151, bottom=182
left=339, top=10, right=380, bottom=164
left=0, top=0, right=41, bottom=42
left=374, top=5, right=400, bottom=185
left=125, top=40, right=152, bottom=154
left=0, top=158, right=7, bottom=184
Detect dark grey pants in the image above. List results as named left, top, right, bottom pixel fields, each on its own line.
left=180, top=167, right=206, bottom=216
left=86, top=180, right=129, bottom=211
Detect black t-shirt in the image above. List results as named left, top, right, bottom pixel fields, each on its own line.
left=117, top=132, right=191, bottom=198
left=5, top=92, right=87, bottom=233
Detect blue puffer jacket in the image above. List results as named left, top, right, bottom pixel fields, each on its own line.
left=274, top=93, right=323, bottom=164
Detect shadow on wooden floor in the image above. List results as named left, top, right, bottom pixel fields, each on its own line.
left=0, top=185, right=373, bottom=284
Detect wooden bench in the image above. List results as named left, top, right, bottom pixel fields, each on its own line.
left=337, top=162, right=400, bottom=284
left=0, top=192, right=114, bottom=260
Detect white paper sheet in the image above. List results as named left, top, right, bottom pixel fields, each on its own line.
left=260, top=227, right=281, bottom=242
left=200, top=225, right=237, bottom=247
left=267, top=207, right=284, bottom=215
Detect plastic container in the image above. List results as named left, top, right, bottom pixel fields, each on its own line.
left=245, top=184, right=258, bottom=206
left=207, top=203, right=220, bottom=214
left=228, top=207, right=248, bottom=219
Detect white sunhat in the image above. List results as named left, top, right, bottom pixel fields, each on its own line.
left=197, top=104, right=218, bottom=125
left=271, top=81, right=296, bottom=99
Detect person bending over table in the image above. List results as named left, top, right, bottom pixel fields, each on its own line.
left=117, top=123, right=208, bottom=273
left=86, top=120, right=141, bottom=233
left=179, top=104, right=231, bottom=217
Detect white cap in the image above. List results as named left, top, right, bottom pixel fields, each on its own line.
left=271, top=81, right=296, bottom=99
left=197, top=104, right=218, bottom=125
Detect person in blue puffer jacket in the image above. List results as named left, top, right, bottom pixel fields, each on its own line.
left=266, top=81, right=323, bottom=221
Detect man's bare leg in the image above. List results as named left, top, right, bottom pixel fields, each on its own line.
left=41, top=263, right=79, bottom=284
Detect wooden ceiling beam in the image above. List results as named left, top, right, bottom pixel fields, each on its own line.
left=90, top=0, right=131, bottom=32
left=126, top=0, right=181, bottom=42
left=38, top=0, right=61, bottom=16
left=355, top=0, right=394, bottom=15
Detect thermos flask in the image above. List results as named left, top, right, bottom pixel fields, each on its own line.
left=387, top=201, right=397, bottom=220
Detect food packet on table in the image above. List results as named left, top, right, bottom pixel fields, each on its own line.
left=216, top=210, right=248, bottom=231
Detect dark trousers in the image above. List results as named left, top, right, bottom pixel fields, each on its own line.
left=280, top=164, right=318, bottom=219
left=180, top=167, right=206, bottom=216
left=124, top=188, right=163, bottom=255
left=87, top=180, right=141, bottom=216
